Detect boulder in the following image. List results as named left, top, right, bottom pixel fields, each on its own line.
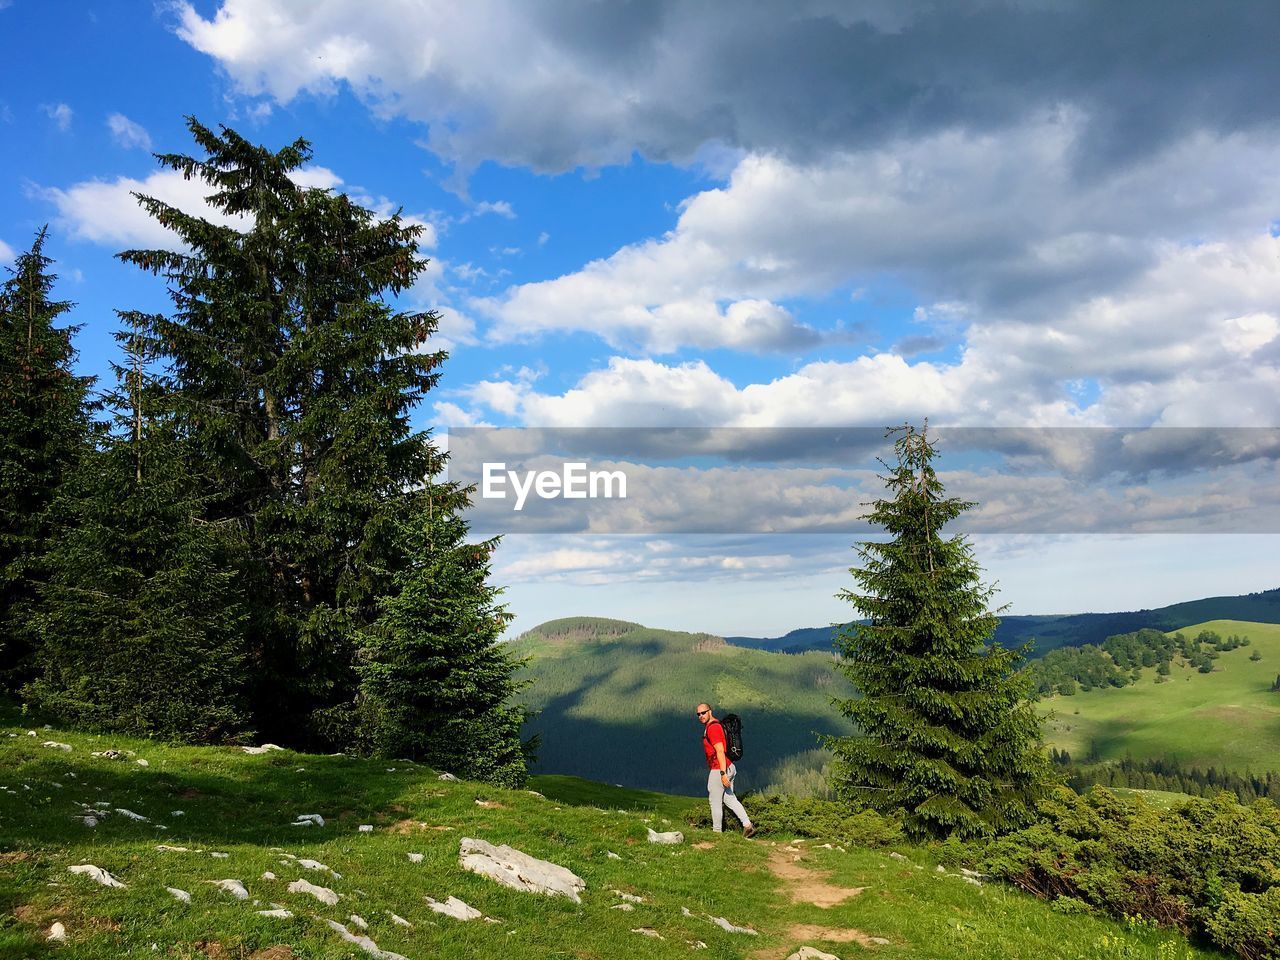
left=287, top=878, right=340, bottom=905
left=425, top=895, right=484, bottom=921
left=68, top=864, right=127, bottom=888
left=709, top=916, right=757, bottom=935
left=206, top=879, right=249, bottom=900
left=325, top=919, right=409, bottom=960
left=166, top=887, right=191, bottom=903
left=458, top=837, right=586, bottom=903
left=788, top=949, right=841, bottom=960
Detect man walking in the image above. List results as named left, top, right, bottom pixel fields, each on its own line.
left=697, top=703, right=755, bottom=837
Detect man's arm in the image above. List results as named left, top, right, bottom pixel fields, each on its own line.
left=714, top=742, right=729, bottom=780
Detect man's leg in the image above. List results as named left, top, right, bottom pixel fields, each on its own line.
left=707, top=768, right=725, bottom=831
left=721, top=764, right=753, bottom=831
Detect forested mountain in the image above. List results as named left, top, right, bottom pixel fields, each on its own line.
left=726, top=587, right=1280, bottom=657
left=512, top=617, right=852, bottom=796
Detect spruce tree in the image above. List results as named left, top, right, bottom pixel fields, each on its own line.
left=827, top=424, right=1049, bottom=839
left=356, top=477, right=530, bottom=787
left=23, top=316, right=253, bottom=740
left=0, top=229, right=94, bottom=691
left=119, top=119, right=446, bottom=746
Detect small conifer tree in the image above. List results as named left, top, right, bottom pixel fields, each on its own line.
left=827, top=424, right=1050, bottom=838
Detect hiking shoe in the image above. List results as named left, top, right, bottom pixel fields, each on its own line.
left=743, top=825, right=756, bottom=838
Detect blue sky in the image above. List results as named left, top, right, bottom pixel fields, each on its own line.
left=3, top=1, right=1279, bottom=635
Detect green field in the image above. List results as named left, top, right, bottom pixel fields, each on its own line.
left=0, top=716, right=1226, bottom=959
left=512, top=617, right=854, bottom=796
left=1041, top=620, right=1280, bottom=770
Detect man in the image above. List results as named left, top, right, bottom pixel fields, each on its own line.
left=697, top=702, right=755, bottom=837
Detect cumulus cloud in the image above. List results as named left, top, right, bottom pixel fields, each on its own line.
left=0, top=238, right=14, bottom=263
left=174, top=1, right=1280, bottom=175
left=106, top=113, right=152, bottom=150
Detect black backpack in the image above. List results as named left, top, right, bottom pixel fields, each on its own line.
left=707, top=713, right=744, bottom=762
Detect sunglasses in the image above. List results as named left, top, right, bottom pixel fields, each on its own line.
left=696, top=709, right=710, bottom=716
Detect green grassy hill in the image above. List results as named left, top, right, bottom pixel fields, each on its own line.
left=1042, top=620, right=1280, bottom=770
left=512, top=617, right=853, bottom=796
left=0, top=719, right=1225, bottom=959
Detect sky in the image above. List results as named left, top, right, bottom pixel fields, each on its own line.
left=2, top=1, right=1279, bottom=636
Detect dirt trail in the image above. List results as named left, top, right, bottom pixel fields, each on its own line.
left=767, top=846, right=866, bottom=908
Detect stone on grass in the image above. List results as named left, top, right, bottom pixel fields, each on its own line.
left=788, top=949, right=841, bottom=960
left=256, top=908, right=292, bottom=918
left=358, top=824, right=374, bottom=832
left=167, top=887, right=191, bottom=903
left=209, top=852, right=230, bottom=859
left=42, top=741, right=72, bottom=751
left=888, top=852, right=908, bottom=862
left=646, top=828, right=683, bottom=844
left=242, top=743, right=285, bottom=754
left=406, top=853, right=423, bottom=863
left=206, top=879, right=249, bottom=900
left=606, top=850, right=622, bottom=860
left=136, top=759, right=149, bottom=767
left=68, top=864, right=126, bottom=888
left=611, top=903, right=635, bottom=911
left=292, top=813, right=325, bottom=827
left=425, top=895, right=483, bottom=921
left=387, top=912, right=412, bottom=928
left=458, top=836, right=586, bottom=903
left=325, top=919, right=409, bottom=960
left=612, top=890, right=644, bottom=903
left=114, top=808, right=149, bottom=822
left=297, top=858, right=341, bottom=878
left=631, top=927, right=663, bottom=939
left=349, top=914, right=368, bottom=929
left=287, top=878, right=340, bottom=906
left=709, top=916, right=757, bottom=935
left=437, top=772, right=460, bottom=782
left=47, top=922, right=66, bottom=941
left=262, top=871, right=277, bottom=880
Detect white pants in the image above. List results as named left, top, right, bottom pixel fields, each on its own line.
left=707, top=763, right=752, bottom=832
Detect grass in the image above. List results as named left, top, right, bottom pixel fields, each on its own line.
left=1040, top=620, right=1280, bottom=771
left=0, top=716, right=1231, bottom=959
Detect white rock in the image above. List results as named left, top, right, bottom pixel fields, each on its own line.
left=888, top=852, right=908, bottom=862
left=437, top=772, right=460, bottom=782
left=262, top=871, right=277, bottom=880
left=959, top=875, right=984, bottom=887
left=155, top=845, right=192, bottom=852
left=206, top=879, right=249, bottom=900
left=425, top=895, right=483, bottom=921
left=606, top=850, right=622, bottom=860
left=242, top=743, right=285, bottom=754
left=114, top=808, right=149, bottom=822
left=42, top=741, right=72, bottom=751
left=358, top=824, right=374, bottom=832
left=82, top=816, right=98, bottom=828
left=349, top=914, right=368, bottom=929
left=458, top=836, right=586, bottom=903
left=287, top=878, right=340, bottom=906
left=631, top=927, right=663, bottom=939
left=612, top=890, right=644, bottom=903
left=257, top=908, right=293, bottom=918
left=292, top=813, right=325, bottom=827
left=689, top=941, right=707, bottom=950
left=959, top=868, right=987, bottom=878
left=611, top=903, right=635, bottom=911
left=166, top=887, right=191, bottom=903
left=787, top=949, right=841, bottom=960
left=682, top=906, right=694, bottom=917
left=709, top=916, right=757, bottom=935
left=136, top=759, right=149, bottom=767
left=407, top=852, right=424, bottom=863
left=936, top=865, right=947, bottom=873
left=297, top=858, right=341, bottom=878
left=387, top=912, right=412, bottom=928
left=325, top=920, right=409, bottom=960
left=171, top=810, right=185, bottom=817
left=68, top=864, right=126, bottom=888
left=646, top=828, right=684, bottom=844
left=209, top=852, right=230, bottom=859
left=47, top=922, right=67, bottom=941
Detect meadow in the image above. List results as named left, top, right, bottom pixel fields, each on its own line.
left=0, top=714, right=1228, bottom=960
left=1041, top=620, right=1280, bottom=771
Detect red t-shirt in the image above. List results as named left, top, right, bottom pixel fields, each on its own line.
left=702, top=720, right=728, bottom=770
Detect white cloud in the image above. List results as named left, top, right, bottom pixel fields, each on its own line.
left=471, top=200, right=514, bottom=219
left=0, top=238, right=14, bottom=264
left=43, top=103, right=72, bottom=132
left=106, top=113, right=152, bottom=150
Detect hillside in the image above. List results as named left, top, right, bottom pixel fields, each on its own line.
left=0, top=718, right=1225, bottom=959
left=512, top=617, right=853, bottom=796
left=1041, top=620, right=1280, bottom=771
left=726, top=587, right=1280, bottom=656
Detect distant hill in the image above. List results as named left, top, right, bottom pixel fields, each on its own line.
left=1041, top=620, right=1280, bottom=773
left=512, top=617, right=853, bottom=797
left=726, top=587, right=1280, bottom=657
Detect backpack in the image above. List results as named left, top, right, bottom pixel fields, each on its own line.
left=707, top=714, right=744, bottom=762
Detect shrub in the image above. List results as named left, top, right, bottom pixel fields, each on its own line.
left=687, top=793, right=903, bottom=846
left=975, top=786, right=1280, bottom=959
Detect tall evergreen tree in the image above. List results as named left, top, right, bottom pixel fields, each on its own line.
left=356, top=476, right=530, bottom=787
left=827, top=424, right=1050, bottom=839
left=0, top=229, right=94, bottom=691
left=23, top=315, right=253, bottom=740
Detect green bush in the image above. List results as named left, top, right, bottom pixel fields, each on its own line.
left=975, top=786, right=1280, bottom=959
left=687, top=793, right=902, bottom=845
